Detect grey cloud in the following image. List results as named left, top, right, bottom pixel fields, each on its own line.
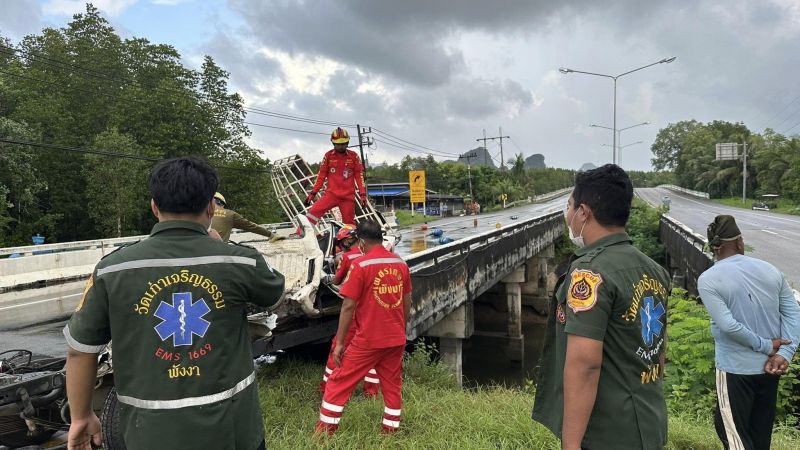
left=444, top=78, right=533, bottom=120
left=203, top=31, right=280, bottom=91
left=228, top=0, right=467, bottom=86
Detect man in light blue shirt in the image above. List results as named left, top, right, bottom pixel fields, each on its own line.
left=698, top=214, right=800, bottom=450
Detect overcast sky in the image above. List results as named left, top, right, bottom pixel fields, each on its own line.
left=3, top=0, right=800, bottom=171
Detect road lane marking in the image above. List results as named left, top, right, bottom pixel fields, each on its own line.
left=0, top=292, right=82, bottom=312
left=761, top=229, right=779, bottom=235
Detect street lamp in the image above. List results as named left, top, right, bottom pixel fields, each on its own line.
left=560, top=57, right=675, bottom=163
left=600, top=141, right=643, bottom=163
left=591, top=121, right=650, bottom=165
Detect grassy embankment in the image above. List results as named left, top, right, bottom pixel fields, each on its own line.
left=394, top=210, right=438, bottom=228
left=256, top=346, right=800, bottom=449
left=714, top=197, right=800, bottom=215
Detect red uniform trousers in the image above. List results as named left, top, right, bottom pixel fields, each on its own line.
left=317, top=343, right=404, bottom=434
left=319, top=327, right=379, bottom=396
left=306, top=192, right=356, bottom=227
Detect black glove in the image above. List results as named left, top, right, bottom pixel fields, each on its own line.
left=304, top=192, right=316, bottom=206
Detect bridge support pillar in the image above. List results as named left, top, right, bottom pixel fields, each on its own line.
left=439, top=337, right=463, bottom=387
left=522, top=244, right=555, bottom=311
left=503, top=268, right=525, bottom=365
left=425, top=303, right=473, bottom=387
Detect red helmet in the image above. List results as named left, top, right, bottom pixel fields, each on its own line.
left=331, top=127, right=350, bottom=145
left=336, top=224, right=356, bottom=241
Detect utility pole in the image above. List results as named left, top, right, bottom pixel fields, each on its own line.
left=475, top=128, right=510, bottom=169
left=476, top=129, right=490, bottom=165
left=742, top=141, right=747, bottom=204
left=356, top=124, right=372, bottom=183
left=458, top=151, right=478, bottom=206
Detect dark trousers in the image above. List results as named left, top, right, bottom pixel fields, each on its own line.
left=714, top=369, right=779, bottom=450
left=256, top=440, right=266, bottom=450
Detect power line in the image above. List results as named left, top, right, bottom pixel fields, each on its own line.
left=372, top=138, right=454, bottom=158
left=243, top=122, right=330, bottom=136
left=759, top=93, right=800, bottom=131
left=0, top=138, right=272, bottom=174
left=0, top=68, right=151, bottom=106
left=371, top=127, right=459, bottom=156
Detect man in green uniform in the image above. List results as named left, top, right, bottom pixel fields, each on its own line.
left=533, top=164, right=671, bottom=450
left=64, top=157, right=285, bottom=450
left=211, top=192, right=276, bottom=242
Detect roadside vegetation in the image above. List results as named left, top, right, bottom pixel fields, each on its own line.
left=714, top=197, right=800, bottom=215
left=257, top=344, right=800, bottom=449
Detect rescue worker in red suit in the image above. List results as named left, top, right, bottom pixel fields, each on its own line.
left=304, top=127, right=367, bottom=228
left=317, top=220, right=412, bottom=435
left=319, top=225, right=379, bottom=397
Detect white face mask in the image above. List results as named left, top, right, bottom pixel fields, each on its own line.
left=568, top=206, right=587, bottom=248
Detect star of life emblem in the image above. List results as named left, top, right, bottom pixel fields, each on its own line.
left=154, top=292, right=211, bottom=347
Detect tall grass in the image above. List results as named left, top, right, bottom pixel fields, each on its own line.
left=256, top=346, right=800, bottom=449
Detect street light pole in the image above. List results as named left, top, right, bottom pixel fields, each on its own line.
left=591, top=121, right=650, bottom=165
left=560, top=57, right=676, bottom=164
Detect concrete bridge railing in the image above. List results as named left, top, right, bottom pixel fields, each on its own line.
left=659, top=215, right=713, bottom=295
left=659, top=184, right=710, bottom=199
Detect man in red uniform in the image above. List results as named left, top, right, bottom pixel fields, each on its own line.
left=316, top=220, right=412, bottom=435
left=304, top=127, right=367, bottom=227
left=319, top=225, right=379, bottom=397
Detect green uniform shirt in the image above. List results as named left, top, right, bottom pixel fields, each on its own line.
left=532, top=232, right=671, bottom=450
left=64, top=220, right=285, bottom=450
left=212, top=208, right=273, bottom=242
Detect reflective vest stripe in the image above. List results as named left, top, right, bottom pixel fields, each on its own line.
left=358, top=257, right=404, bottom=267
left=117, top=371, right=255, bottom=410
left=97, top=255, right=256, bottom=276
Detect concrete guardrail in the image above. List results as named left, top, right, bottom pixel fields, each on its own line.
left=659, top=184, right=710, bottom=199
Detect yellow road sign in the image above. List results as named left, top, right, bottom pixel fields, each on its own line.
left=409, top=170, right=426, bottom=203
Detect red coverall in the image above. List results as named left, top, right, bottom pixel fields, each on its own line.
left=306, top=149, right=366, bottom=226
left=319, top=247, right=379, bottom=396
left=317, top=246, right=411, bottom=434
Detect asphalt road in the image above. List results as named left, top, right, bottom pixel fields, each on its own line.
left=394, top=194, right=567, bottom=255
left=637, top=187, right=800, bottom=288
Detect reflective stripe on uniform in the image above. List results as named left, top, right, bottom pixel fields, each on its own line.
left=358, top=257, right=404, bottom=267
left=325, top=367, right=333, bottom=374
left=368, top=369, right=377, bottom=374
left=63, top=325, right=108, bottom=354
left=382, top=418, right=400, bottom=428
left=322, top=375, right=328, bottom=382
left=96, top=255, right=256, bottom=276
left=384, top=407, right=401, bottom=416
left=364, top=376, right=380, bottom=384
left=319, top=413, right=341, bottom=424
left=322, top=400, right=344, bottom=412
left=117, top=371, right=255, bottom=410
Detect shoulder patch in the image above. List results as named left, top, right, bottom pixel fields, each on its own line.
left=567, top=269, right=603, bottom=313
left=75, top=275, right=94, bottom=312
left=583, top=246, right=606, bottom=262
left=99, top=240, right=141, bottom=261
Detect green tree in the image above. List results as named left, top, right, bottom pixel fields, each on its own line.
left=84, top=129, right=147, bottom=237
